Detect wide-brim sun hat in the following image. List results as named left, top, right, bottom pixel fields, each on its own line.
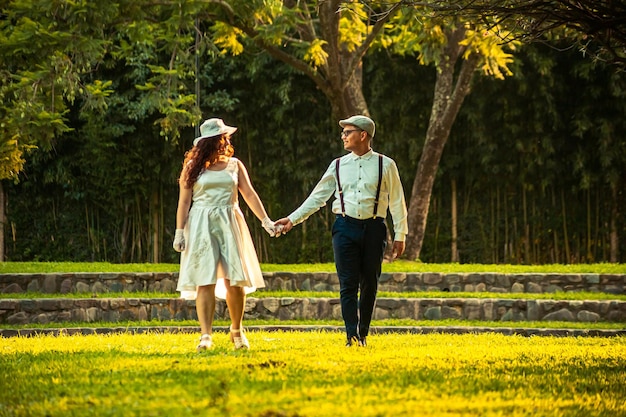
left=193, top=118, right=237, bottom=146
left=339, top=115, right=375, bottom=138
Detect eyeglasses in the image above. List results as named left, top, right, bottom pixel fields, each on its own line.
left=341, top=129, right=361, bottom=138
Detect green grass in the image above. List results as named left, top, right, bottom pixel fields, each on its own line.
left=3, top=263, right=624, bottom=416
left=1, top=261, right=625, bottom=274
left=2, top=290, right=625, bottom=301
left=1, top=332, right=625, bottom=416
left=0, top=262, right=181, bottom=274
left=2, top=318, right=625, bottom=331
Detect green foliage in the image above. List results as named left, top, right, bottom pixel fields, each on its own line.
left=212, top=22, right=245, bottom=55
left=1, top=1, right=625, bottom=266
left=0, top=0, right=211, bottom=183
left=379, top=7, right=518, bottom=78
left=443, top=43, right=626, bottom=263
left=1, top=332, right=625, bottom=416
left=0, top=0, right=116, bottom=180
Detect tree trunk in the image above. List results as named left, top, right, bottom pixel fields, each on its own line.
left=327, top=60, right=369, bottom=119
left=610, top=183, right=619, bottom=262
left=235, top=0, right=402, bottom=121
left=120, top=203, right=130, bottom=263
left=586, top=189, right=592, bottom=262
left=522, top=186, right=530, bottom=263
left=561, top=189, right=571, bottom=262
left=152, top=189, right=160, bottom=263
left=341, top=65, right=369, bottom=117
left=0, top=181, right=4, bottom=262
left=450, top=178, right=459, bottom=262
left=404, top=27, right=480, bottom=260
left=551, top=187, right=560, bottom=263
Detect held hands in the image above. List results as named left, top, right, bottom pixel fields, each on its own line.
left=274, top=218, right=293, bottom=234
left=262, top=217, right=284, bottom=237
left=173, top=229, right=185, bottom=252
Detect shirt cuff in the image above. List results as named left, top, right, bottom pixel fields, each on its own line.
left=394, top=232, right=406, bottom=242
left=287, top=214, right=299, bottom=226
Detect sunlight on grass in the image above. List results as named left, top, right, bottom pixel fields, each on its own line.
left=2, top=318, right=625, bottom=331
left=1, top=332, right=625, bottom=416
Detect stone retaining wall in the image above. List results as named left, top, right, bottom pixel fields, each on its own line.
left=2, top=296, right=625, bottom=325
left=0, top=273, right=179, bottom=294
left=1, top=272, right=625, bottom=294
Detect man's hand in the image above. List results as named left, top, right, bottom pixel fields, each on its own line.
left=391, top=241, right=405, bottom=260
left=274, top=218, right=293, bottom=234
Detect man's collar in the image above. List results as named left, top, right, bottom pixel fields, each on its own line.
left=349, top=149, right=374, bottom=160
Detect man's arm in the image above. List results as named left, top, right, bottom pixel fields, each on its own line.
left=275, top=162, right=336, bottom=233
left=387, top=159, right=408, bottom=243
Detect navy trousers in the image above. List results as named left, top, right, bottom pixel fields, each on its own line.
left=332, top=215, right=387, bottom=339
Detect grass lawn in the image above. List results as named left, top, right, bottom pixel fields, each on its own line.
left=2, top=318, right=625, bottom=332
left=2, top=263, right=624, bottom=415
left=1, top=331, right=625, bottom=416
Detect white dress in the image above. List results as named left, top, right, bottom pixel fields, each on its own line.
left=177, top=157, right=265, bottom=300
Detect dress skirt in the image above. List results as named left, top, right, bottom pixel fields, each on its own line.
left=177, top=203, right=265, bottom=299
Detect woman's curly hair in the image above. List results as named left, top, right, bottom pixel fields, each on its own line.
left=180, top=134, right=234, bottom=188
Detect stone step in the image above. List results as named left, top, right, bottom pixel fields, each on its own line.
left=1, top=272, right=625, bottom=295
left=1, top=296, right=625, bottom=326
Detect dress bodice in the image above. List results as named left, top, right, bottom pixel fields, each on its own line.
left=192, top=158, right=238, bottom=207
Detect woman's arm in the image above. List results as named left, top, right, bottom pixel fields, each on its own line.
left=237, top=159, right=270, bottom=221
left=176, top=165, right=193, bottom=229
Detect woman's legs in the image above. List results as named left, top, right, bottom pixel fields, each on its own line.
left=224, top=280, right=245, bottom=330
left=196, top=284, right=216, bottom=335
left=224, top=280, right=248, bottom=349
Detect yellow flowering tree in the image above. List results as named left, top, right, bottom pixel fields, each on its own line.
left=205, top=0, right=405, bottom=119
left=377, top=10, right=519, bottom=260
left=206, top=1, right=521, bottom=260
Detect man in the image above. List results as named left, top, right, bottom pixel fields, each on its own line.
left=276, top=115, right=408, bottom=347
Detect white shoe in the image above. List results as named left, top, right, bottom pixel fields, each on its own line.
left=230, top=326, right=249, bottom=350
left=197, top=334, right=213, bottom=352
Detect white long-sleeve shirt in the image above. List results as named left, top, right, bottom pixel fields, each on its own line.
left=288, top=149, right=408, bottom=241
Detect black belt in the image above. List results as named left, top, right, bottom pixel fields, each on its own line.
left=336, top=214, right=384, bottom=225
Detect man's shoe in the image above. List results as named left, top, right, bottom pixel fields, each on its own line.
left=358, top=337, right=367, bottom=347
left=346, top=336, right=359, bottom=347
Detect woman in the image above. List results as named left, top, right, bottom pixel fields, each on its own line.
left=173, top=118, right=277, bottom=351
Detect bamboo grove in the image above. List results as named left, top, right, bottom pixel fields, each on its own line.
left=1, top=1, right=625, bottom=265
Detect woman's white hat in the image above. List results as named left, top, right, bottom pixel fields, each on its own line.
left=193, top=118, right=237, bottom=146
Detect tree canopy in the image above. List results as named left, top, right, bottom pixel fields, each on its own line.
left=1, top=0, right=624, bottom=264
left=402, top=0, right=626, bottom=67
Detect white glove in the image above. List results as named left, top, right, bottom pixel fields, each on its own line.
left=262, top=217, right=278, bottom=237
left=173, top=229, right=185, bottom=252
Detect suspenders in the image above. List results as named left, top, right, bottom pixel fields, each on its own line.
left=335, top=154, right=383, bottom=219
left=335, top=158, right=346, bottom=216
left=373, top=154, right=383, bottom=218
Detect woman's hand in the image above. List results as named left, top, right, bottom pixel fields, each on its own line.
left=173, top=229, right=185, bottom=252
